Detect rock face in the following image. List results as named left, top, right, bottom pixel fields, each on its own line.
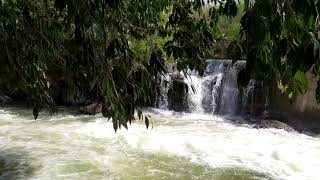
left=269, top=69, right=320, bottom=121
left=167, top=74, right=189, bottom=112
left=80, top=103, right=102, bottom=115
left=295, top=71, right=320, bottom=112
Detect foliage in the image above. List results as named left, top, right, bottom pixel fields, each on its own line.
left=0, top=0, right=239, bottom=130
left=4, top=0, right=319, bottom=130
left=216, top=2, right=244, bottom=40
left=195, top=1, right=244, bottom=59
left=234, top=0, right=320, bottom=100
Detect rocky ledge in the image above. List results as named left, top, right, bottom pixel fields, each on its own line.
left=247, top=116, right=320, bottom=135
left=252, top=119, right=295, bottom=132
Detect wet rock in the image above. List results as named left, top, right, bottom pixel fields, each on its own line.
left=253, top=119, right=295, bottom=132
left=243, top=80, right=269, bottom=116
left=201, top=77, right=216, bottom=113
left=80, top=103, right=102, bottom=115
left=167, top=74, right=189, bottom=112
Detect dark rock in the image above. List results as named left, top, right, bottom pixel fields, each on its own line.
left=170, top=73, right=185, bottom=81
left=167, top=74, right=189, bottom=112
left=80, top=103, right=102, bottom=115
left=253, top=119, right=295, bottom=132
left=0, top=95, right=13, bottom=105
left=201, top=77, right=216, bottom=113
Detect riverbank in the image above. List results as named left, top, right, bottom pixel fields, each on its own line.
left=238, top=110, right=320, bottom=136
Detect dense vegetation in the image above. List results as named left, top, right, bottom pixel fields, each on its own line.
left=0, top=0, right=231, bottom=130
left=1, top=0, right=320, bottom=130
left=234, top=0, right=320, bottom=100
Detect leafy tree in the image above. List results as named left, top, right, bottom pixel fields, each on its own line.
left=0, top=0, right=237, bottom=130
left=234, top=0, right=320, bottom=100
left=4, top=0, right=318, bottom=130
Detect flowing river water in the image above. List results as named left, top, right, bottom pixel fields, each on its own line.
left=0, top=107, right=320, bottom=180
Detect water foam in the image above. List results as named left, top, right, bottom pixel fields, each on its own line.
left=0, top=107, right=319, bottom=179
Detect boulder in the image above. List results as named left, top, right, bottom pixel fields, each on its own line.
left=253, top=119, right=295, bottom=132
left=80, top=103, right=102, bottom=115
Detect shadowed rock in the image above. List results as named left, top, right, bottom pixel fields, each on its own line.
left=167, top=74, right=189, bottom=112
left=0, top=95, right=12, bottom=105
left=253, top=119, right=295, bottom=132
left=80, top=103, right=102, bottom=115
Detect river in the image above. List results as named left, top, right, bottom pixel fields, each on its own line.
left=0, top=107, right=320, bottom=180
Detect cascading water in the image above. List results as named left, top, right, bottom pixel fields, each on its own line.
left=157, top=60, right=245, bottom=116
left=0, top=107, right=319, bottom=180
left=242, top=79, right=269, bottom=116
left=201, top=60, right=226, bottom=114
left=155, top=75, right=170, bottom=109
left=219, top=61, right=246, bottom=115
left=242, top=79, right=254, bottom=115
left=0, top=61, right=319, bottom=180
left=184, top=71, right=204, bottom=114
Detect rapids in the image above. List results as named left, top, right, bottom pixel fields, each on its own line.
left=0, top=107, right=320, bottom=180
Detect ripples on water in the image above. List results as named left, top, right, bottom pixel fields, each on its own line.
left=0, top=107, right=319, bottom=180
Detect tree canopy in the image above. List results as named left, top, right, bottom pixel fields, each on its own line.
left=1, top=0, right=232, bottom=130
left=1, top=0, right=320, bottom=130
left=235, top=0, right=320, bottom=99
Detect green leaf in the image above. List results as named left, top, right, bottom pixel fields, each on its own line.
left=145, top=116, right=149, bottom=129
left=123, top=121, right=128, bottom=130
left=113, top=119, right=118, bottom=132
left=33, top=107, right=39, bottom=120
left=294, top=70, right=309, bottom=93
left=89, top=76, right=98, bottom=91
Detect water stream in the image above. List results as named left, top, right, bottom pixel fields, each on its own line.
left=0, top=107, right=319, bottom=180
left=157, top=60, right=246, bottom=115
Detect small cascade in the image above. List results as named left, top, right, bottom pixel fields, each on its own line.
left=184, top=71, right=204, bottom=114
left=201, top=60, right=226, bottom=114
left=219, top=61, right=245, bottom=115
left=242, top=79, right=269, bottom=116
left=242, top=79, right=256, bottom=115
left=156, top=75, right=170, bottom=109
left=156, top=60, right=246, bottom=116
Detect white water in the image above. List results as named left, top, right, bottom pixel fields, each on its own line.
left=156, top=75, right=170, bottom=109
left=201, top=62, right=225, bottom=114
left=0, top=107, right=320, bottom=180
left=185, top=72, right=204, bottom=114
left=219, top=62, right=242, bottom=115
left=158, top=60, right=245, bottom=115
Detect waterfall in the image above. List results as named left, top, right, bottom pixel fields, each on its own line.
left=156, top=75, right=170, bottom=109
left=242, top=79, right=269, bottom=116
left=201, top=60, right=226, bottom=114
left=201, top=60, right=245, bottom=115
left=219, top=61, right=245, bottom=115
left=156, top=60, right=245, bottom=116
left=184, top=71, right=204, bottom=114
left=242, top=79, right=255, bottom=114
